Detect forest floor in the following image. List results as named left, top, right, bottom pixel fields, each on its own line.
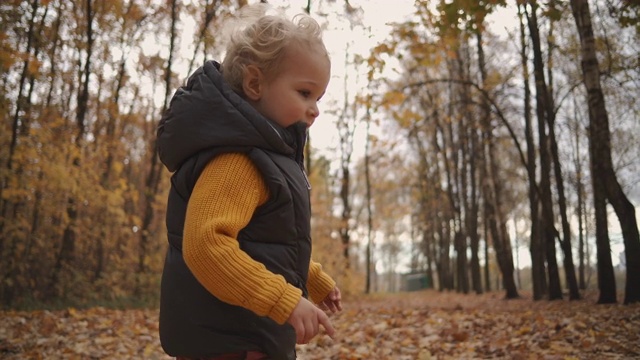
left=0, top=290, right=638, bottom=359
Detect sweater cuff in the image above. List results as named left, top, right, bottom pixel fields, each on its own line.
left=268, top=285, right=302, bottom=325
left=307, top=270, right=336, bottom=304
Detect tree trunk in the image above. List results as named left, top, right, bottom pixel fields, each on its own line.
left=364, top=101, right=373, bottom=294
left=457, top=41, right=476, bottom=295
left=483, top=222, right=491, bottom=292
left=481, top=114, right=519, bottom=299
left=570, top=0, right=640, bottom=304
left=412, top=124, right=436, bottom=291
left=483, top=187, right=518, bottom=299
left=468, top=122, right=482, bottom=295
left=591, top=166, right=617, bottom=304
left=517, top=3, right=546, bottom=301
left=440, top=57, right=468, bottom=293
left=425, top=229, right=435, bottom=289
left=549, top=118, right=581, bottom=300
left=572, top=106, right=587, bottom=291
left=544, top=0, right=581, bottom=301
left=470, top=31, right=491, bottom=295
left=337, top=44, right=356, bottom=269
left=526, top=1, right=562, bottom=300
left=437, top=212, right=454, bottom=291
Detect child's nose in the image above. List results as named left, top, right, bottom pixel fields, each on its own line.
left=306, top=104, right=319, bottom=126
left=309, top=103, right=319, bottom=118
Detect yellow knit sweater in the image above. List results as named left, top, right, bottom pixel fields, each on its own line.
left=182, top=152, right=336, bottom=325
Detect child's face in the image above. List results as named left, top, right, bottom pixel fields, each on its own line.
left=253, top=45, right=330, bottom=129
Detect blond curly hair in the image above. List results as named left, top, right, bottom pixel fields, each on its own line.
left=221, top=4, right=328, bottom=95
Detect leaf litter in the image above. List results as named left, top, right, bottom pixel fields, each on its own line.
left=0, top=290, right=638, bottom=359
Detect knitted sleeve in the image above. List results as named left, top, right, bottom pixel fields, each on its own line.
left=182, top=153, right=302, bottom=325
left=307, top=260, right=336, bottom=304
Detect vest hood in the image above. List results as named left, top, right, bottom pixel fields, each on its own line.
left=157, top=61, right=304, bottom=172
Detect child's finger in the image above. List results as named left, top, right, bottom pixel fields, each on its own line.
left=324, top=300, right=337, bottom=313
left=317, top=311, right=335, bottom=339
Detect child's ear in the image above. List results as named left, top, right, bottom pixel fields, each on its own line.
left=242, top=65, right=263, bottom=101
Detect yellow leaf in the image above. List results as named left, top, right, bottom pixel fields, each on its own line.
left=67, top=308, right=79, bottom=318
left=382, top=91, right=406, bottom=108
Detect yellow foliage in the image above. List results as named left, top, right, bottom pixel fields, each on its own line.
left=381, top=91, right=406, bottom=109
left=484, top=69, right=503, bottom=91
left=112, top=161, right=124, bottom=176
left=372, top=43, right=393, bottom=55
left=0, top=32, right=17, bottom=70
left=393, top=109, right=422, bottom=128
left=27, top=58, right=41, bottom=77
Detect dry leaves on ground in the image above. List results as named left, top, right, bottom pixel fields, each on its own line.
left=0, top=306, right=169, bottom=360
left=1, top=290, right=639, bottom=359
left=298, top=291, right=640, bottom=360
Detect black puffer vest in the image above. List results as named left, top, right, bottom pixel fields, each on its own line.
left=157, top=61, right=312, bottom=359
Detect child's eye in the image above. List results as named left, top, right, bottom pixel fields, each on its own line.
left=299, top=90, right=311, bottom=98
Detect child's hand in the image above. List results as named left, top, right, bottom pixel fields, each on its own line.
left=318, top=286, right=342, bottom=314
left=287, top=297, right=335, bottom=344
